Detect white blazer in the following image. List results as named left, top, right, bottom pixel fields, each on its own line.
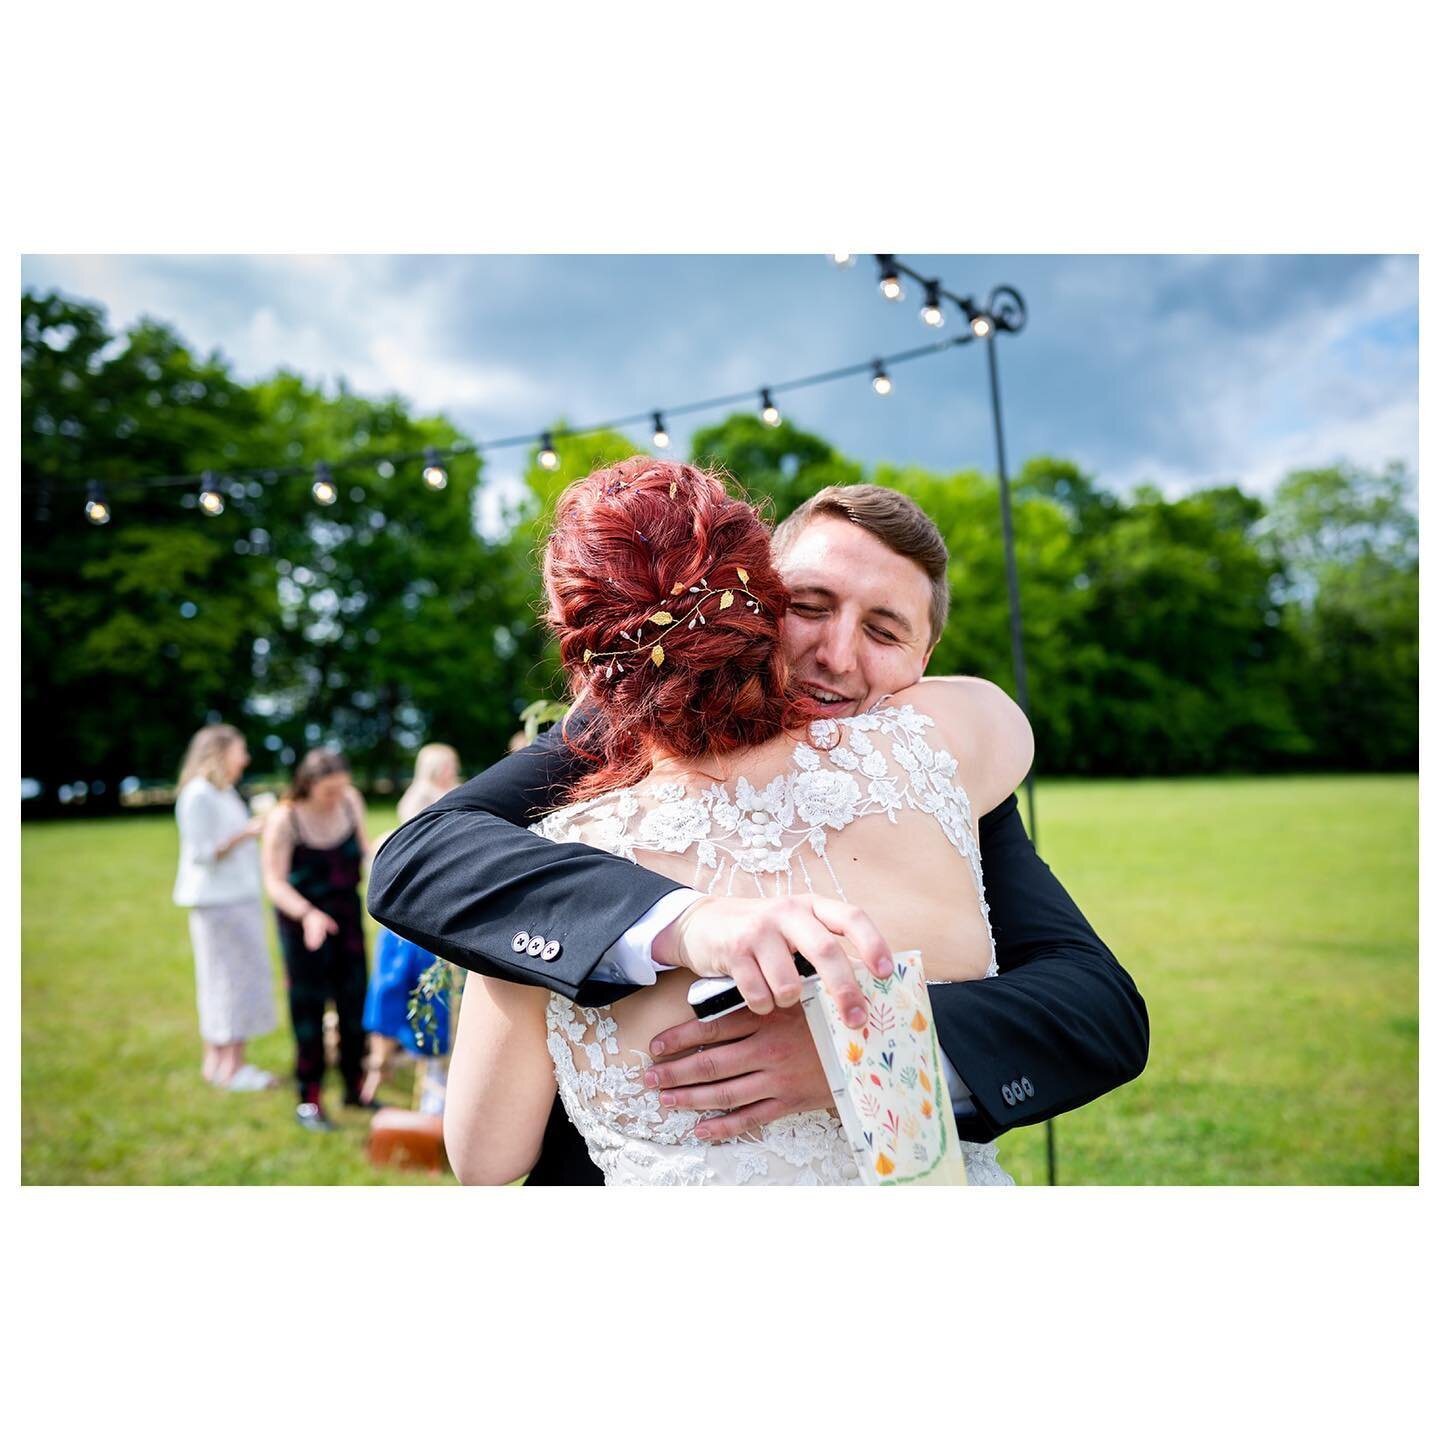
left=173, top=777, right=261, bottom=907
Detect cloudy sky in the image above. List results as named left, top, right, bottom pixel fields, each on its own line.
left=21, top=253, right=1418, bottom=525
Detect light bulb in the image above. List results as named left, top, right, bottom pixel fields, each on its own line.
left=920, top=281, right=945, bottom=327
left=830, top=253, right=855, bottom=268
left=971, top=314, right=993, bottom=338
left=422, top=448, right=448, bottom=490
left=871, top=366, right=893, bottom=397
left=312, top=462, right=337, bottom=505
left=877, top=256, right=904, bottom=301
left=85, top=481, right=110, bottom=525
left=538, top=433, right=559, bottom=471
left=759, top=389, right=781, bottom=427
left=651, top=412, right=670, bottom=449
left=199, top=471, right=225, bottom=515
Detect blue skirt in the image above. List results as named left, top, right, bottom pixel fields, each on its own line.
left=363, top=928, right=450, bottom=1055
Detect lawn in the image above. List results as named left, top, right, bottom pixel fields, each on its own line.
left=21, top=775, right=1418, bottom=1185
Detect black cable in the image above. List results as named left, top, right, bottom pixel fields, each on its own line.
left=28, top=333, right=973, bottom=499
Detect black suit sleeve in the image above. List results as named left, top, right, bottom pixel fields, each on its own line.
left=369, top=731, right=1149, bottom=1136
left=366, top=727, right=682, bottom=1006
left=933, top=794, right=1150, bottom=1142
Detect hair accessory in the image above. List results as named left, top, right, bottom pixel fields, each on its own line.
left=583, top=567, right=764, bottom=677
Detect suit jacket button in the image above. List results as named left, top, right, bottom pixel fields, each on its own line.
left=511, top=931, right=530, bottom=953
left=1001, top=1084, right=1016, bottom=1106
left=541, top=940, right=561, bottom=961
left=526, top=935, right=546, bottom=957
left=1020, top=1076, right=1034, bottom=1098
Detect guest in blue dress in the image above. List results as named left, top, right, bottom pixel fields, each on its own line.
left=360, top=744, right=461, bottom=1103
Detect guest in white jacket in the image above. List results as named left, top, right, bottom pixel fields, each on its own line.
left=173, top=724, right=278, bottom=1091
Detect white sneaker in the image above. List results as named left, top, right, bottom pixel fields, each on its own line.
left=224, top=1064, right=277, bottom=1092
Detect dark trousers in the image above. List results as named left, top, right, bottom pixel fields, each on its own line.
left=277, top=896, right=368, bottom=1102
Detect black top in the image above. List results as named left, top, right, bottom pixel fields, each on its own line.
left=286, top=806, right=363, bottom=901
left=367, top=723, right=1149, bottom=1171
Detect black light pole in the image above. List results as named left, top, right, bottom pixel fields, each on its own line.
left=972, top=283, right=1055, bottom=1188
left=870, top=258, right=1055, bottom=1185
left=976, top=287, right=1038, bottom=848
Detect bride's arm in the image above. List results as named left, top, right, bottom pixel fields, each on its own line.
left=444, top=976, right=557, bottom=1185
left=899, top=676, right=1034, bottom=819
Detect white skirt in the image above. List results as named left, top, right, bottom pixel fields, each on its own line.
left=188, top=898, right=278, bottom=1044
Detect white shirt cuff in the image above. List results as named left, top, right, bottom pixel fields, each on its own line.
left=940, top=1049, right=974, bottom=1108
left=590, top=889, right=705, bottom=986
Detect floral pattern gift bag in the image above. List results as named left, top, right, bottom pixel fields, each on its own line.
left=801, top=950, right=968, bottom=1185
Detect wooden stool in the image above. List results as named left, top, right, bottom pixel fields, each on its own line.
left=368, top=1107, right=447, bottom=1174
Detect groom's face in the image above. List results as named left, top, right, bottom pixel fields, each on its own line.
left=775, top=515, right=936, bottom=718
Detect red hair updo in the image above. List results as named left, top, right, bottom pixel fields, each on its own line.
left=544, top=456, right=810, bottom=801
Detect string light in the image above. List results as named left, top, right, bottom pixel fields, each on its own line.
left=920, top=280, right=945, bottom=328
left=877, top=255, right=904, bottom=302
left=871, top=360, right=893, bottom=396
left=199, top=471, right=225, bottom=516
left=37, top=315, right=978, bottom=522
left=830, top=253, right=856, bottom=268
left=421, top=448, right=448, bottom=490
left=957, top=298, right=992, bottom=338
left=84, top=480, right=110, bottom=526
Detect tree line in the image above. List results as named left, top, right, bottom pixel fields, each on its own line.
left=21, top=290, right=1417, bottom=810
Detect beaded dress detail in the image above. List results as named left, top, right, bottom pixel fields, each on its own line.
left=531, top=704, right=1013, bottom=1186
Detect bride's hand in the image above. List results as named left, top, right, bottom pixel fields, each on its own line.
left=658, top=895, right=891, bottom=1030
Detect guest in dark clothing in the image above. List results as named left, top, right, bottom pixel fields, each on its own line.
left=261, top=749, right=374, bottom=1132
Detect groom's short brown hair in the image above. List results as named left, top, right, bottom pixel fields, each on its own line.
left=771, top=484, right=951, bottom=646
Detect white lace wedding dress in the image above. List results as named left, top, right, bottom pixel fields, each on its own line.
left=531, top=704, right=1014, bottom=1186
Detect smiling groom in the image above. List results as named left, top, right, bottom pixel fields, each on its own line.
left=367, top=483, right=1149, bottom=1182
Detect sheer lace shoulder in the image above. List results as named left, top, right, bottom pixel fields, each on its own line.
left=534, top=705, right=995, bottom=976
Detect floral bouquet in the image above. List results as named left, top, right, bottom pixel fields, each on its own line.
left=801, top=951, right=967, bottom=1185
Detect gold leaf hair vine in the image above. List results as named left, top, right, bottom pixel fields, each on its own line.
left=583, top=567, right=763, bottom=678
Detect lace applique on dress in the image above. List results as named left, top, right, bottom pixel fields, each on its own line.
left=532, top=705, right=1011, bottom=1185
left=543, top=994, right=853, bottom=1186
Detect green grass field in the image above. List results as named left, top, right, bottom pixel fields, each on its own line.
left=21, top=775, right=1418, bottom=1185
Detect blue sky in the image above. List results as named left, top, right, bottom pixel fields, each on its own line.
left=21, top=254, right=1418, bottom=528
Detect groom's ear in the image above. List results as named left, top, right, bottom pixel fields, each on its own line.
left=920, top=645, right=937, bottom=674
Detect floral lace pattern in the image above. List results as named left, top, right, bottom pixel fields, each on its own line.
left=532, top=705, right=1011, bottom=1185
left=545, top=994, right=855, bottom=1185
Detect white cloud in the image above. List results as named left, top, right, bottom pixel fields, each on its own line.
left=22, top=254, right=1417, bottom=500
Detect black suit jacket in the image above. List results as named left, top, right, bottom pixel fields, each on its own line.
left=368, top=725, right=1149, bottom=1184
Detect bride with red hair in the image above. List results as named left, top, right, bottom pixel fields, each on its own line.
left=445, top=456, right=1028, bottom=1185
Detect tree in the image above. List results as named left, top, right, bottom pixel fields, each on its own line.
left=1267, top=464, right=1418, bottom=769
left=688, top=413, right=864, bottom=519
left=22, top=293, right=279, bottom=805
left=21, top=291, right=548, bottom=805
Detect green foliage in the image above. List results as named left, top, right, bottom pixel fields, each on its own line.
left=22, top=290, right=1417, bottom=791
left=1267, top=465, right=1418, bottom=769
left=21, top=291, right=550, bottom=799
left=688, top=412, right=864, bottom=517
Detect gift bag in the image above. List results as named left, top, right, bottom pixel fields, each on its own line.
left=801, top=950, right=967, bottom=1186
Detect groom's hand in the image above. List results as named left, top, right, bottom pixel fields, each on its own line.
left=654, top=894, right=891, bottom=1030
left=643, top=1004, right=830, bottom=1140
